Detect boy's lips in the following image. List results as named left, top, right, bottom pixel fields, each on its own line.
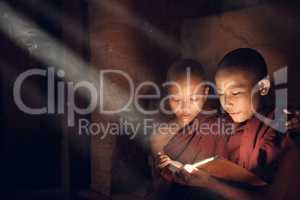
left=230, top=113, right=241, bottom=117
left=228, top=112, right=241, bottom=116
left=181, top=114, right=191, bottom=119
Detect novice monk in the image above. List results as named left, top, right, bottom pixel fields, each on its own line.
left=149, top=59, right=210, bottom=156
left=175, top=48, right=299, bottom=200
left=149, top=59, right=232, bottom=199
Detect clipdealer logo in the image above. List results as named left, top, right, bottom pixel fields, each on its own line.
left=13, top=66, right=288, bottom=135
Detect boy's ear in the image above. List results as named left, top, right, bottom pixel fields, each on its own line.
left=258, top=78, right=271, bottom=96
left=204, top=86, right=209, bottom=96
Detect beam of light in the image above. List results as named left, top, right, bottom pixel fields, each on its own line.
left=0, top=2, right=94, bottom=84
left=0, top=1, right=178, bottom=194
left=0, top=3, right=152, bottom=193
left=0, top=1, right=158, bottom=144
left=0, top=1, right=135, bottom=112
left=17, top=0, right=182, bottom=130
left=21, top=0, right=181, bottom=58
left=20, top=0, right=88, bottom=50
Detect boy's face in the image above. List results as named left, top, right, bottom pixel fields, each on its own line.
left=215, top=69, right=259, bottom=123
left=168, top=76, right=208, bottom=126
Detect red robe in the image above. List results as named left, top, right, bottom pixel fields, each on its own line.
left=164, top=113, right=230, bottom=165
left=164, top=109, right=289, bottom=183
left=226, top=110, right=287, bottom=183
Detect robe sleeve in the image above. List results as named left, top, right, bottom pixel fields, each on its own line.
left=249, top=128, right=285, bottom=182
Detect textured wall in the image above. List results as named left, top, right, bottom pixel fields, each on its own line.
left=88, top=0, right=177, bottom=196
left=181, top=4, right=300, bottom=106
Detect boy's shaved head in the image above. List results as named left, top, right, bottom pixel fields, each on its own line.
left=166, top=59, right=209, bottom=127
left=167, top=59, right=206, bottom=82
left=217, top=48, right=268, bottom=83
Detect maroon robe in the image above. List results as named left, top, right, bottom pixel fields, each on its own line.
left=164, top=109, right=289, bottom=183
left=159, top=109, right=299, bottom=200
left=226, top=110, right=288, bottom=183
left=163, top=113, right=230, bottom=165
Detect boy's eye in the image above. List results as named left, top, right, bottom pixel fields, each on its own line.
left=171, top=97, right=181, bottom=102
left=232, top=91, right=241, bottom=96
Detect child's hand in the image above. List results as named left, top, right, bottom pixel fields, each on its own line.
left=153, top=152, right=175, bottom=182
left=284, top=109, right=300, bottom=130
left=157, top=153, right=173, bottom=169
left=154, top=152, right=182, bottom=169
left=174, top=164, right=211, bottom=187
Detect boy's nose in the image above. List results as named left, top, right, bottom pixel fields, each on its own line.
left=224, top=96, right=234, bottom=110
left=181, top=101, right=190, bottom=112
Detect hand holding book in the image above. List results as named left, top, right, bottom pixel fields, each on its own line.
left=173, top=165, right=212, bottom=187
left=155, top=152, right=183, bottom=182
left=170, top=156, right=267, bottom=187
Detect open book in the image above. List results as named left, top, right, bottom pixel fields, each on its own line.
left=168, top=156, right=267, bottom=187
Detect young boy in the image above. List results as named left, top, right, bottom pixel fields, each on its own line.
left=175, top=48, right=298, bottom=200
left=149, top=59, right=231, bottom=199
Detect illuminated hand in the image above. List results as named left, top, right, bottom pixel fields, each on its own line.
left=154, top=152, right=183, bottom=183
left=284, top=109, right=300, bottom=130
left=156, top=152, right=173, bottom=169
left=174, top=164, right=211, bottom=187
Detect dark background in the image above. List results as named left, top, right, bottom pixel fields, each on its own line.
left=0, top=0, right=299, bottom=199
